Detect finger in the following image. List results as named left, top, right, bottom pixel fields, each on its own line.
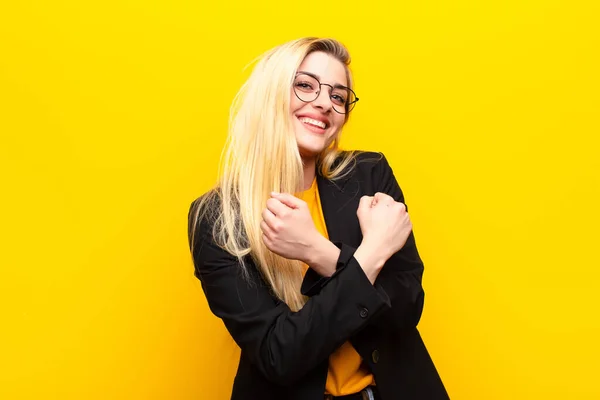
left=262, top=208, right=278, bottom=229
left=262, top=233, right=273, bottom=250
left=374, top=192, right=394, bottom=205
left=266, top=198, right=289, bottom=217
left=260, top=220, right=274, bottom=238
left=358, top=195, right=374, bottom=211
left=272, top=192, right=303, bottom=209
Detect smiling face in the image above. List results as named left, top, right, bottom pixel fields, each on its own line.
left=291, top=51, right=349, bottom=162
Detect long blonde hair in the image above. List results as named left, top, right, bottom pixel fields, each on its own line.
left=191, top=37, right=358, bottom=311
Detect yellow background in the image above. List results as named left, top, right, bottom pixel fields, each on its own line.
left=1, top=1, right=599, bottom=399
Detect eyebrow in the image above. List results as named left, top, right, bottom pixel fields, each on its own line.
left=297, top=70, right=349, bottom=89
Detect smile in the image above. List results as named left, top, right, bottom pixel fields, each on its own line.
left=298, top=117, right=327, bottom=129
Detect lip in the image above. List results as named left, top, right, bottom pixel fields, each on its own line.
left=296, top=113, right=330, bottom=128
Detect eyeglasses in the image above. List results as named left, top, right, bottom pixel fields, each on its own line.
left=293, top=72, right=359, bottom=114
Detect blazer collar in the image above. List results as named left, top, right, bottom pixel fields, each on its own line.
left=316, top=168, right=362, bottom=247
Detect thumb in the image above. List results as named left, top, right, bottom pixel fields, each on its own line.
left=358, top=195, right=374, bottom=212
left=271, top=192, right=303, bottom=209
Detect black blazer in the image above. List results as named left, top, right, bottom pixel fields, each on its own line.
left=188, top=152, right=449, bottom=400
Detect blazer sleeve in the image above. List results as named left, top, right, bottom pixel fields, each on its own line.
left=371, top=153, right=426, bottom=332
left=188, top=201, right=391, bottom=386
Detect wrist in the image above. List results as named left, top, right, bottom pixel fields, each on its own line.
left=305, top=235, right=339, bottom=277
left=354, top=241, right=388, bottom=284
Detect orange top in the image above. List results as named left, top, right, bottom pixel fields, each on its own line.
left=296, top=178, right=374, bottom=396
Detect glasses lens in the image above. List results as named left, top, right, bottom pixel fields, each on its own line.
left=331, top=87, right=356, bottom=114
left=293, top=74, right=319, bottom=103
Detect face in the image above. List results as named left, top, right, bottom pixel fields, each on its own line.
left=290, top=51, right=349, bottom=162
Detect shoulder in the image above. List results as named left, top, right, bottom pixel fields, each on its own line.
left=187, top=189, right=221, bottom=250
left=188, top=189, right=218, bottom=225
left=333, top=150, right=393, bottom=180
left=335, top=150, right=404, bottom=200
left=354, top=150, right=389, bottom=169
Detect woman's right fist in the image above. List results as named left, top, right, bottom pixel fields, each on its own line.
left=356, top=192, right=412, bottom=261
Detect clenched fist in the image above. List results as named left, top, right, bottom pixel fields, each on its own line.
left=357, top=192, right=412, bottom=262
left=260, top=192, right=320, bottom=263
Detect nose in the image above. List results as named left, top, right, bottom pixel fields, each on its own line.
left=311, top=86, right=333, bottom=112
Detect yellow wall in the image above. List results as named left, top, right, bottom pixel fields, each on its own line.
left=1, top=1, right=598, bottom=399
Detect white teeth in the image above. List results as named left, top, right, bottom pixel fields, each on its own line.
left=299, top=117, right=326, bottom=129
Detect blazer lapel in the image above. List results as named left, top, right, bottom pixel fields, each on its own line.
left=316, top=171, right=363, bottom=248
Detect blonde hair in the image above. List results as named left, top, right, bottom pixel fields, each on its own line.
left=191, top=37, right=358, bottom=311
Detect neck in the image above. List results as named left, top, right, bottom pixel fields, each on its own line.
left=302, top=157, right=316, bottom=191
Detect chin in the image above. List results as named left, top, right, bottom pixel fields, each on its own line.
left=296, top=135, right=326, bottom=158
left=298, top=146, right=323, bottom=160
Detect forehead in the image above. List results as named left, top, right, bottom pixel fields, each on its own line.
left=298, top=51, right=347, bottom=86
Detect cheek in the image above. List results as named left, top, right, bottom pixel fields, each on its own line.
left=330, top=116, right=345, bottom=135
left=325, top=123, right=344, bottom=146
left=290, top=92, right=303, bottom=113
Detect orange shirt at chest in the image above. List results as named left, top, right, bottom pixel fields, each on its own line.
left=296, top=178, right=374, bottom=396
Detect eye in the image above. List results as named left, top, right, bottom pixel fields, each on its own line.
left=330, top=93, right=347, bottom=106
left=295, top=80, right=315, bottom=91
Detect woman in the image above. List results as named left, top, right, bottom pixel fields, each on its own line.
left=188, top=37, right=448, bottom=400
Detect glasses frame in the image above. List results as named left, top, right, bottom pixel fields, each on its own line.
left=293, top=72, right=359, bottom=114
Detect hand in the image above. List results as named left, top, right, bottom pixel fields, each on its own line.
left=357, top=192, right=412, bottom=262
left=260, top=192, right=321, bottom=263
